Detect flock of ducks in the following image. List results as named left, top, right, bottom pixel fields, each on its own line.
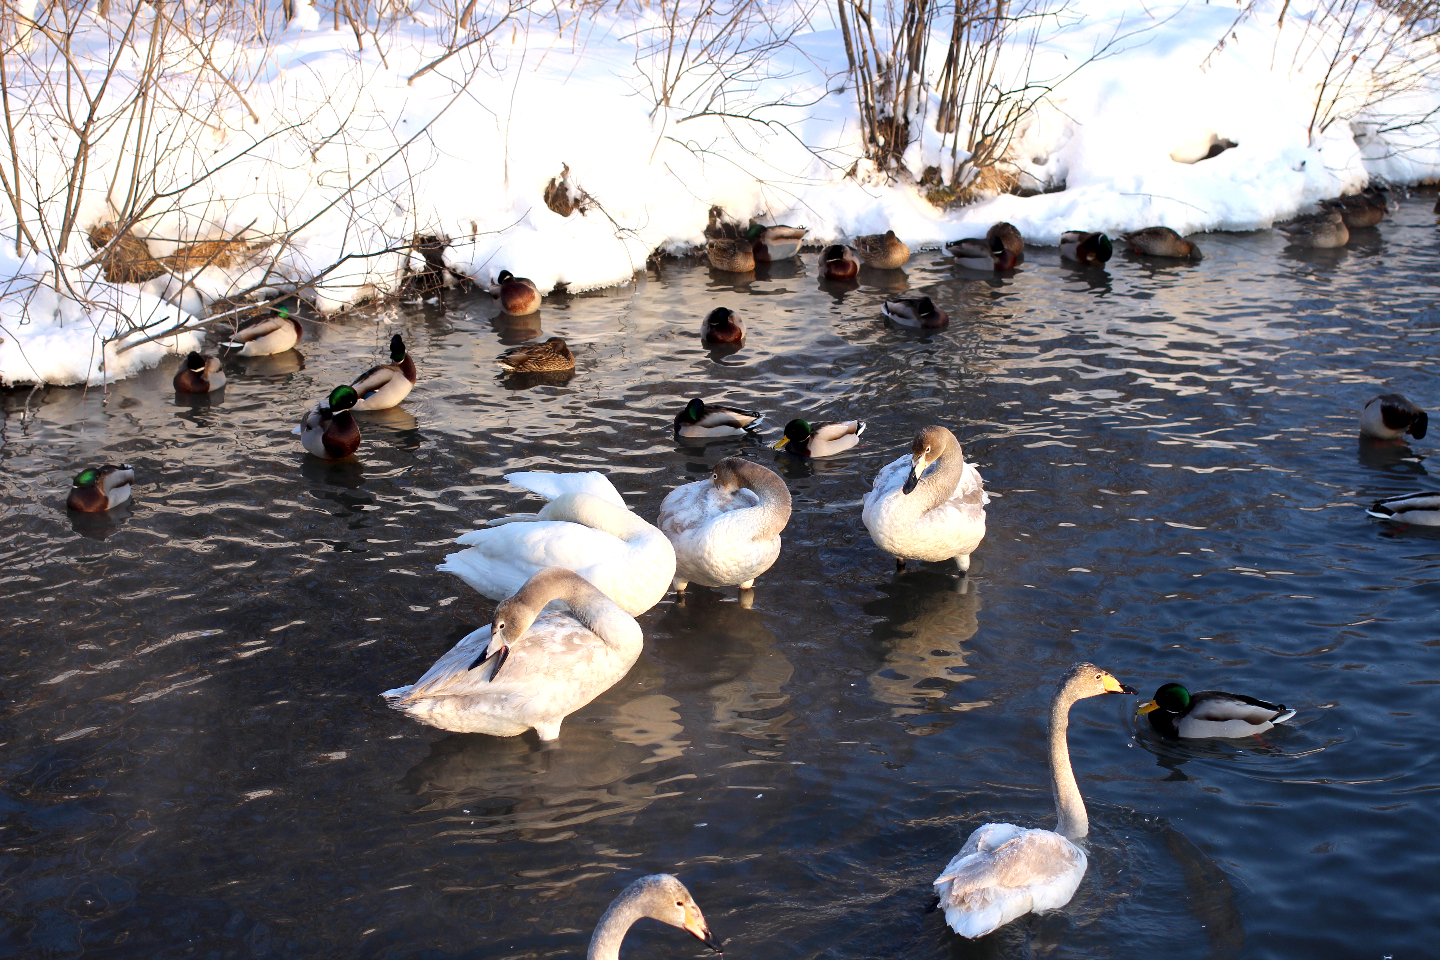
left=59, top=191, right=1433, bottom=949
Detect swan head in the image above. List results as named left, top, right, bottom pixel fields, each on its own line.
left=1060, top=662, right=1137, bottom=700
left=621, top=875, right=722, bottom=952
left=903, top=425, right=960, bottom=494
left=710, top=457, right=747, bottom=492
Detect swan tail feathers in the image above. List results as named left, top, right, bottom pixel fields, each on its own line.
left=504, top=471, right=626, bottom=507
left=437, top=550, right=529, bottom=602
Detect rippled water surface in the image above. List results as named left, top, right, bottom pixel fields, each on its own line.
left=4, top=198, right=1440, bottom=959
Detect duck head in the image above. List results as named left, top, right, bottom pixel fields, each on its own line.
left=774, top=419, right=813, bottom=450
left=1137, top=682, right=1189, bottom=716
left=327, top=384, right=360, bottom=413
left=389, top=334, right=407, bottom=363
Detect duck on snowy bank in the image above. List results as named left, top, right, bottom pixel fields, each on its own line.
left=658, top=457, right=792, bottom=596
left=382, top=567, right=642, bottom=739
left=934, top=663, right=1136, bottom=938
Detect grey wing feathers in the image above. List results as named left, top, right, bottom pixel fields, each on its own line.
left=401, top=625, right=496, bottom=699
left=1189, top=691, right=1288, bottom=723
left=937, top=829, right=1079, bottom=898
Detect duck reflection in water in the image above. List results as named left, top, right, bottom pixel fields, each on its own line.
left=489, top=311, right=543, bottom=345
left=356, top=406, right=424, bottom=452
left=653, top=590, right=794, bottom=741
left=857, top=265, right=910, bottom=295
left=235, top=348, right=304, bottom=378
left=68, top=499, right=135, bottom=540
left=300, top=456, right=365, bottom=491
left=861, top=569, right=984, bottom=721
left=1059, top=263, right=1113, bottom=295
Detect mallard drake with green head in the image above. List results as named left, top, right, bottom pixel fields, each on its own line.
left=1138, top=682, right=1295, bottom=739
left=819, top=243, right=860, bottom=280
left=747, top=223, right=807, bottom=261
left=1361, top=393, right=1427, bottom=442
left=854, top=230, right=910, bottom=268
left=173, top=352, right=226, bottom=393
left=220, top=306, right=303, bottom=356
left=774, top=418, right=865, bottom=458
left=293, top=385, right=361, bottom=459
left=492, top=270, right=541, bottom=315
left=673, top=397, right=764, bottom=439
left=882, top=295, right=948, bottom=329
left=1320, top=185, right=1388, bottom=228
left=1367, top=492, right=1440, bottom=526
left=1059, top=231, right=1112, bottom=264
left=496, top=336, right=574, bottom=373
left=350, top=334, right=417, bottom=411
left=66, top=464, right=135, bottom=512
left=700, top=307, right=744, bottom=345
left=706, top=238, right=756, bottom=273
left=1121, top=226, right=1202, bottom=259
left=1277, top=211, right=1348, bottom=248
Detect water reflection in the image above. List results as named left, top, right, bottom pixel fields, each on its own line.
left=300, top=456, right=365, bottom=488
left=863, top=571, right=986, bottom=724
left=234, top=348, right=304, bottom=378
left=67, top=501, right=135, bottom=540
left=489, top=312, right=543, bottom=344
left=357, top=407, right=424, bottom=451
left=1356, top=437, right=1428, bottom=474
left=857, top=266, right=910, bottom=293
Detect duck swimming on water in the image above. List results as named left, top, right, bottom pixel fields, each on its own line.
left=1360, top=393, right=1426, bottom=442
left=1138, top=682, right=1296, bottom=739
left=673, top=398, right=764, bottom=439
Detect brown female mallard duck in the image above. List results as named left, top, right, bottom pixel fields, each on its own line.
left=1277, top=211, right=1348, bottom=248
left=293, top=385, right=361, bottom=459
left=350, top=334, right=417, bottom=411
left=819, top=243, right=861, bottom=280
left=491, top=270, right=541, bottom=315
left=1121, top=226, right=1202, bottom=259
left=854, top=230, right=910, bottom=268
left=1320, top=185, right=1388, bottom=228
left=706, top=238, right=756, bottom=273
left=220, top=306, right=303, bottom=356
left=700, top=307, right=744, bottom=345
left=747, top=224, right=807, bottom=261
left=66, top=464, right=135, bottom=512
left=496, top=336, right=575, bottom=373
left=1059, top=231, right=1113, bottom=264
left=173, top=352, right=226, bottom=393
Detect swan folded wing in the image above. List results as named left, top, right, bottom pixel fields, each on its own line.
left=505, top=471, right=626, bottom=507
left=864, top=455, right=912, bottom=507
left=935, top=828, right=1085, bottom=936
left=956, top=462, right=990, bottom=506
left=660, top=482, right=760, bottom=537
left=399, top=625, right=495, bottom=699
left=1188, top=692, right=1285, bottom=723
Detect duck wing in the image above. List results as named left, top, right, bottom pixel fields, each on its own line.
left=350, top=363, right=396, bottom=398
left=813, top=420, right=862, bottom=443
left=1187, top=690, right=1289, bottom=723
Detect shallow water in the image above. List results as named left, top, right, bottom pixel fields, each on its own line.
left=4, top=197, right=1440, bottom=959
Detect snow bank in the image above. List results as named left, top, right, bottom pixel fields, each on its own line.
left=2, top=0, right=1439, bottom=386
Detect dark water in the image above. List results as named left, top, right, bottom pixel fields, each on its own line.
left=4, top=197, right=1440, bottom=960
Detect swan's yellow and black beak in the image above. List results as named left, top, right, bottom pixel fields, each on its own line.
left=1136, top=699, right=1160, bottom=714
left=1101, top=673, right=1137, bottom=695
left=773, top=436, right=790, bottom=450
left=684, top=907, right=722, bottom=953
left=902, top=451, right=932, bottom=494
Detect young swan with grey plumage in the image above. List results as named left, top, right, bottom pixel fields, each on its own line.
left=657, top=457, right=792, bottom=595
left=382, top=567, right=642, bottom=740
left=587, top=874, right=722, bottom=960
left=862, top=425, right=988, bottom=571
left=934, top=663, right=1136, bottom=939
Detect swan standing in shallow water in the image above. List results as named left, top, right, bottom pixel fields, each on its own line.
left=863, top=425, right=988, bottom=571
left=587, top=874, right=721, bottom=960
left=438, top=471, right=676, bottom=616
left=658, top=457, right=792, bottom=596
left=934, top=663, right=1136, bottom=938
left=382, top=568, right=642, bottom=739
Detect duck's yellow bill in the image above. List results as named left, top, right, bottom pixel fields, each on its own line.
left=1136, top=700, right=1160, bottom=715
left=774, top=437, right=790, bottom=449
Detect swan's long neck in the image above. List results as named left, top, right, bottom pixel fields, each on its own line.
left=734, top=463, right=792, bottom=538
left=587, top=894, right=644, bottom=960
left=912, top=443, right=966, bottom=513
left=1048, top=686, right=1088, bottom=840
left=507, top=568, right=641, bottom=657
left=542, top=493, right=656, bottom=545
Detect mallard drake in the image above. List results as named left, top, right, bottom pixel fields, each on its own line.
left=293, top=384, right=361, bottom=459
left=491, top=270, right=540, bottom=315
left=701, top=307, right=744, bottom=345
left=988, top=221, right=1025, bottom=264
left=219, top=306, right=302, bottom=356
left=658, top=457, right=792, bottom=594
left=1121, top=226, right=1202, bottom=259
left=747, top=223, right=807, bottom=261
left=862, top=425, right=986, bottom=571
left=1059, top=231, right=1112, bottom=264
left=673, top=397, right=764, bottom=439
left=882, top=295, right=948, bottom=329
left=350, top=334, right=417, bottom=411
left=1320, top=185, right=1388, bottom=228
left=586, top=875, right=720, bottom=960
left=382, top=567, right=644, bottom=739
left=66, top=464, right=134, bottom=512
left=1367, top=492, right=1440, bottom=526
left=1138, top=682, right=1296, bottom=739
left=496, top=337, right=574, bottom=373
left=946, top=224, right=1023, bottom=272
left=706, top=238, right=756, bottom=273
left=173, top=352, right=225, bottom=393
left=854, top=229, right=910, bottom=268
left=438, top=471, right=676, bottom=616
left=1361, top=393, right=1426, bottom=441
left=1277, top=210, right=1348, bottom=248
left=819, top=243, right=860, bottom=280
left=774, top=418, right=865, bottom=458
left=935, top=664, right=1136, bottom=938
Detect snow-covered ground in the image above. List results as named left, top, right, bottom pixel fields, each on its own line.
left=2, top=0, right=1438, bottom=386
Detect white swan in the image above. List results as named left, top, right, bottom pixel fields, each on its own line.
left=657, top=457, right=792, bottom=595
left=437, top=471, right=676, bottom=616
left=587, top=874, right=721, bottom=960
left=934, top=662, right=1136, bottom=938
left=382, top=567, right=643, bottom=739
left=863, top=425, right=988, bottom=571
